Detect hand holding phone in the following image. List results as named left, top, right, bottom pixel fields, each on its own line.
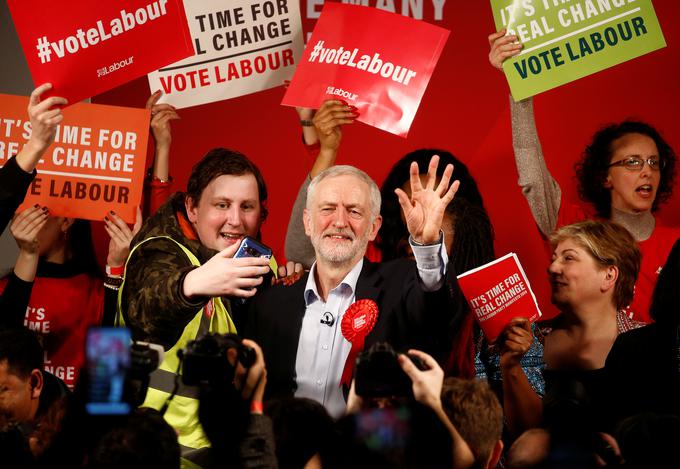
left=234, top=237, right=272, bottom=260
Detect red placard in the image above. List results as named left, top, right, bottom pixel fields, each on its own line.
left=282, top=3, right=449, bottom=137
left=456, top=253, right=542, bottom=343
left=0, top=93, right=150, bottom=224
left=7, top=0, right=194, bottom=106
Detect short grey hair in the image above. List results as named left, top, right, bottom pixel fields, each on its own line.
left=306, top=165, right=382, bottom=219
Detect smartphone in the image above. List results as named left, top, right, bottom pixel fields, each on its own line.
left=85, top=327, right=131, bottom=415
left=234, top=237, right=272, bottom=259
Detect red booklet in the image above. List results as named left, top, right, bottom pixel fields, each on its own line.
left=456, top=253, right=542, bottom=343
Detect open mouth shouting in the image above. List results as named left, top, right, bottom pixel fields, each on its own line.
left=635, top=184, right=654, bottom=198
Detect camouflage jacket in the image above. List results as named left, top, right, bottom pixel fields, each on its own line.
left=120, top=192, right=223, bottom=350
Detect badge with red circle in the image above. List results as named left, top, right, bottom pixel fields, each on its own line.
left=340, top=299, right=379, bottom=387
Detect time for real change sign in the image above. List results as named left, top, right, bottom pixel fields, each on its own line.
left=148, top=0, right=304, bottom=109
left=491, top=0, right=666, bottom=100
left=0, top=94, right=149, bottom=224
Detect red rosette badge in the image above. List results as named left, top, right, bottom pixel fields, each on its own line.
left=340, top=299, right=379, bottom=387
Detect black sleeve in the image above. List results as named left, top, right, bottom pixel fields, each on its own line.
left=0, top=157, right=36, bottom=233
left=101, top=284, right=118, bottom=327
left=0, top=273, right=33, bottom=329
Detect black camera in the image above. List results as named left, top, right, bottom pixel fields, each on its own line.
left=354, top=342, right=426, bottom=398
left=178, top=333, right=256, bottom=386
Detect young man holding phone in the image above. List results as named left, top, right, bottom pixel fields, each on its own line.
left=118, top=149, right=281, bottom=465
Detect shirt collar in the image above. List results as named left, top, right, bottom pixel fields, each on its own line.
left=304, top=258, right=364, bottom=306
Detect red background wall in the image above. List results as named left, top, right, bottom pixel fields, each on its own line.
left=93, top=0, right=680, bottom=318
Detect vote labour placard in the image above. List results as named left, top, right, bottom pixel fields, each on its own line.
left=147, top=0, right=305, bottom=109
left=457, top=253, right=542, bottom=343
left=490, top=0, right=666, bottom=100
left=7, top=0, right=194, bottom=105
left=282, top=3, right=449, bottom=137
left=0, top=94, right=150, bottom=224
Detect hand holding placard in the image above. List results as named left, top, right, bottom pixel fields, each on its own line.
left=457, top=253, right=541, bottom=343
left=498, top=318, right=533, bottom=370
left=16, top=85, right=68, bottom=174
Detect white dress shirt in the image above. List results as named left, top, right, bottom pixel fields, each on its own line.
left=294, top=238, right=448, bottom=418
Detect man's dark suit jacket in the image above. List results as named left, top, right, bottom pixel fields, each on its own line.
left=244, top=257, right=466, bottom=400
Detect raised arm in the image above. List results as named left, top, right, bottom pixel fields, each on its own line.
left=0, top=206, right=49, bottom=328
left=489, top=30, right=562, bottom=236
left=284, top=100, right=358, bottom=267
left=399, top=350, right=476, bottom=469
left=0, top=85, right=66, bottom=232
left=145, top=91, right=179, bottom=215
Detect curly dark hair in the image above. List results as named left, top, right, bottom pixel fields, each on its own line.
left=377, top=149, right=494, bottom=274
left=575, top=121, right=676, bottom=218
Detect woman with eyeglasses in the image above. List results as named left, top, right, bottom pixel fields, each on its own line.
left=488, top=29, right=679, bottom=323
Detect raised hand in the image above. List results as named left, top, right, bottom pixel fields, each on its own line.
left=398, top=349, right=444, bottom=411
left=395, top=155, right=459, bottom=245
left=17, top=84, right=68, bottom=173
left=313, top=99, right=358, bottom=153
left=146, top=90, right=179, bottom=151
left=488, top=28, right=523, bottom=70
left=105, top=206, right=143, bottom=267
left=11, top=205, right=49, bottom=255
left=233, top=338, right=267, bottom=404
left=11, top=205, right=49, bottom=281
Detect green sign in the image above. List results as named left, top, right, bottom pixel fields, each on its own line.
left=490, top=0, right=666, bottom=100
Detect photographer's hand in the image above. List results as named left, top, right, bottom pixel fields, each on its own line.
left=398, top=349, right=443, bottom=411
left=400, top=349, right=476, bottom=468
left=234, top=339, right=267, bottom=408
left=345, top=379, right=364, bottom=415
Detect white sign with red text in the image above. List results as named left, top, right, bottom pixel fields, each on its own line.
left=147, top=0, right=304, bottom=108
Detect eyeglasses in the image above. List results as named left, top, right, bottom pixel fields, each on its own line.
left=607, top=157, right=665, bottom=171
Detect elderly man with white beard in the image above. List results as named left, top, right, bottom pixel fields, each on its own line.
left=245, top=157, right=466, bottom=417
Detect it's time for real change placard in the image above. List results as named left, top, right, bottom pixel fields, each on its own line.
left=490, top=0, right=666, bottom=100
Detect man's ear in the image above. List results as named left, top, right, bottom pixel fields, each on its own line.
left=185, top=196, right=198, bottom=223
left=367, top=215, right=382, bottom=242
left=303, top=208, right=312, bottom=237
left=29, top=369, right=43, bottom=400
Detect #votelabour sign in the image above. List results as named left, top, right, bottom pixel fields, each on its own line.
left=0, top=94, right=149, bottom=224
left=282, top=3, right=449, bottom=137
left=490, top=0, right=666, bottom=100
left=148, top=0, right=305, bottom=109
left=7, top=0, right=194, bottom=106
